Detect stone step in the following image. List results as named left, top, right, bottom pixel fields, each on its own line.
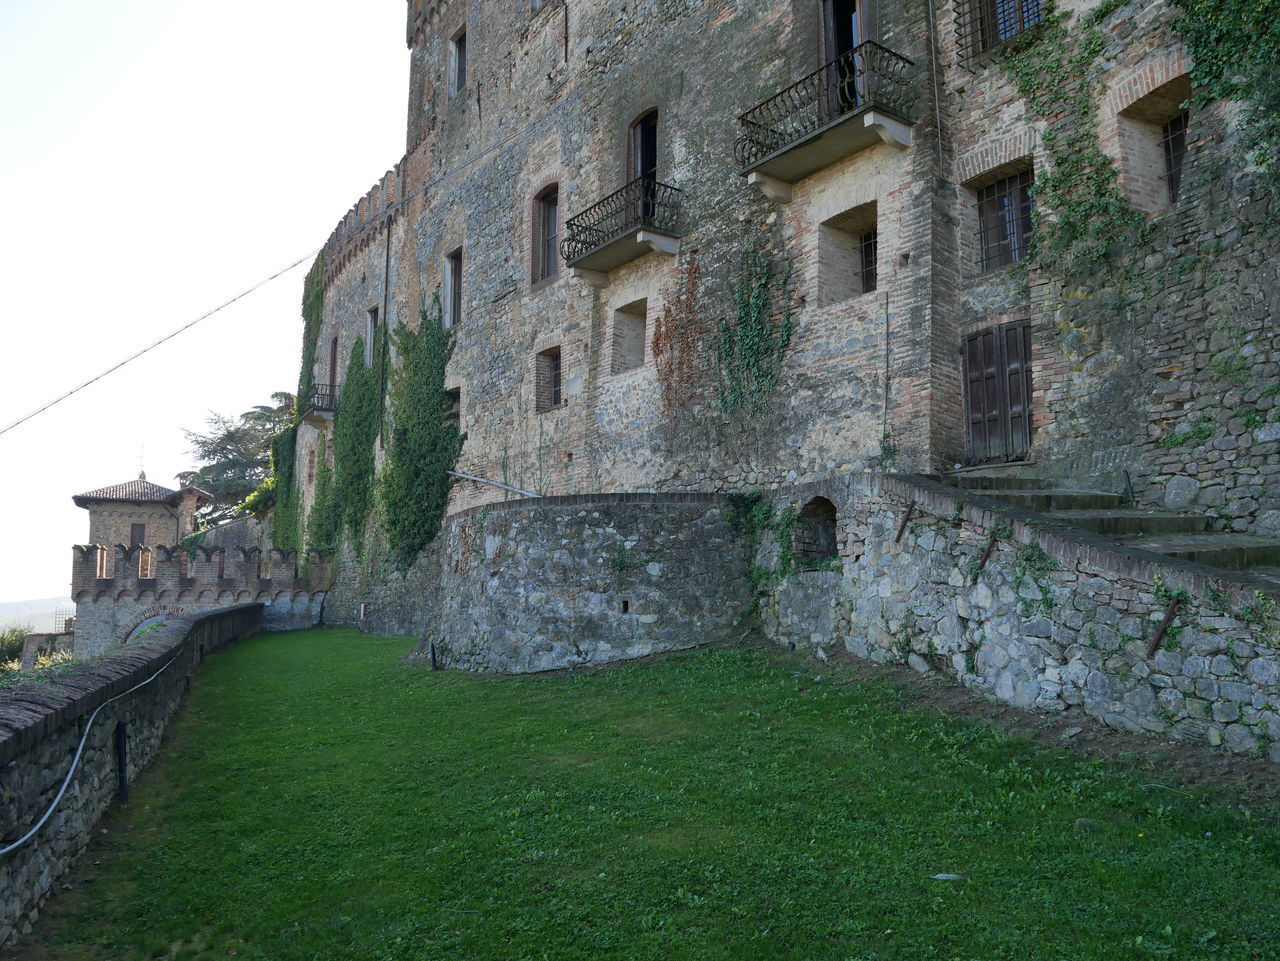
left=1248, top=566, right=1280, bottom=589
left=978, top=489, right=1127, bottom=511
left=937, top=474, right=1052, bottom=491
left=1114, top=533, right=1280, bottom=570
left=1043, top=509, right=1212, bottom=537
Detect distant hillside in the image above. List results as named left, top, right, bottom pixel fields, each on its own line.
left=0, top=597, right=74, bottom=632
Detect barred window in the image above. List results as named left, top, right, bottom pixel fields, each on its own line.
left=444, top=248, right=463, bottom=329
left=1161, top=111, right=1189, bottom=204
left=535, top=347, right=563, bottom=412
left=976, top=170, right=1034, bottom=271
left=966, top=0, right=1043, bottom=56
left=450, top=29, right=467, bottom=95
left=859, top=228, right=878, bottom=294
left=533, top=186, right=559, bottom=283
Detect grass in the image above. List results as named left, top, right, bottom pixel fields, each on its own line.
left=20, top=628, right=1280, bottom=961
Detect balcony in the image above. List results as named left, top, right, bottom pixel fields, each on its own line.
left=735, top=42, right=919, bottom=191
left=300, top=383, right=338, bottom=427
left=560, top=177, right=682, bottom=283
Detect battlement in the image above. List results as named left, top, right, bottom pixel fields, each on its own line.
left=321, top=163, right=406, bottom=286
left=71, top=543, right=331, bottom=599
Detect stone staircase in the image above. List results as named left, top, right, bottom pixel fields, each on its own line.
left=938, top=473, right=1280, bottom=589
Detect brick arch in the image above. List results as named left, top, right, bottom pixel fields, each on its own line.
left=1104, top=49, right=1192, bottom=118
left=955, top=128, right=1039, bottom=187
left=120, top=604, right=194, bottom=642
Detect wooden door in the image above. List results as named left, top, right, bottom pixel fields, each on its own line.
left=963, top=321, right=1032, bottom=464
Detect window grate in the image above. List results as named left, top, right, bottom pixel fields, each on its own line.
left=859, top=228, right=878, bottom=293
left=954, top=0, right=1043, bottom=60
left=976, top=170, right=1035, bottom=271
left=1161, top=111, right=1189, bottom=204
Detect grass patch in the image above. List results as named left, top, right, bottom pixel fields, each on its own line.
left=22, top=630, right=1280, bottom=960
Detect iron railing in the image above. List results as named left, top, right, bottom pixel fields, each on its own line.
left=300, top=383, right=339, bottom=415
left=559, top=176, right=682, bottom=265
left=734, top=42, right=918, bottom=168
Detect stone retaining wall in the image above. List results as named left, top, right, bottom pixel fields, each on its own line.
left=338, top=494, right=755, bottom=673
left=756, top=474, right=1280, bottom=760
left=0, top=605, right=263, bottom=949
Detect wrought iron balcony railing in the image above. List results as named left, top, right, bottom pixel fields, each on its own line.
left=734, top=42, right=919, bottom=170
left=559, top=176, right=682, bottom=267
left=300, top=383, right=338, bottom=416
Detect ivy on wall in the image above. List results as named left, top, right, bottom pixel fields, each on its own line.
left=717, top=242, right=795, bottom=413
left=1173, top=0, right=1280, bottom=189
left=995, top=2, right=1145, bottom=279
left=269, top=426, right=300, bottom=550
left=380, top=293, right=466, bottom=568
left=298, top=253, right=326, bottom=401
left=307, top=434, right=338, bottom=556
left=332, top=333, right=382, bottom=550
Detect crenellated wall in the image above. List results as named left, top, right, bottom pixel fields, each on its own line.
left=70, top=544, right=327, bottom=656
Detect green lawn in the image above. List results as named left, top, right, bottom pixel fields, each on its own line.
left=21, top=629, right=1280, bottom=961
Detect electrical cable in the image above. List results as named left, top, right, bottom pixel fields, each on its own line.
left=0, top=649, right=183, bottom=858
left=0, top=250, right=319, bottom=441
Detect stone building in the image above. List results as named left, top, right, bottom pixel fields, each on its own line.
left=72, top=474, right=210, bottom=569
left=272, top=0, right=1279, bottom=747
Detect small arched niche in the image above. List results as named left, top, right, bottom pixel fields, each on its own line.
left=795, top=496, right=838, bottom=568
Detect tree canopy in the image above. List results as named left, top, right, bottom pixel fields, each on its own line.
left=184, top=393, right=294, bottom=525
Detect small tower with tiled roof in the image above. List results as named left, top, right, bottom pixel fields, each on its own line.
left=72, top=471, right=213, bottom=548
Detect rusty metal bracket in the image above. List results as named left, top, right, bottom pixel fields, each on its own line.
left=972, top=530, right=999, bottom=583
left=895, top=503, right=916, bottom=543
left=1146, top=597, right=1182, bottom=658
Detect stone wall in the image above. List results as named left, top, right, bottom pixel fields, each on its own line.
left=755, top=474, right=1280, bottom=760
left=334, top=493, right=755, bottom=673
left=71, top=543, right=326, bottom=656
left=0, top=606, right=264, bottom=949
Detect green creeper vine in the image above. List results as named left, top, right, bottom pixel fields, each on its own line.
left=380, top=293, right=467, bottom=568
left=718, top=242, right=795, bottom=413
left=1173, top=0, right=1280, bottom=191
left=726, top=491, right=800, bottom=606
left=307, top=434, right=339, bottom=556
left=298, top=253, right=326, bottom=402
left=994, top=2, right=1146, bottom=280
left=332, top=333, right=382, bottom=551
left=268, top=426, right=300, bottom=551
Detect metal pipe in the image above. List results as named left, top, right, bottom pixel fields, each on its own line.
left=447, top=470, right=541, bottom=499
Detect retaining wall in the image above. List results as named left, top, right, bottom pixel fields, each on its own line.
left=757, top=474, right=1280, bottom=760
left=0, top=605, right=264, bottom=948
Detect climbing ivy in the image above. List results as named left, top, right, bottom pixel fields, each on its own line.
left=298, top=253, right=326, bottom=402
left=717, top=242, right=795, bottom=413
left=1173, top=0, right=1280, bottom=189
left=307, top=434, right=339, bottom=556
left=332, top=333, right=382, bottom=550
left=260, top=426, right=300, bottom=550
left=994, top=3, right=1146, bottom=279
left=380, top=293, right=466, bottom=568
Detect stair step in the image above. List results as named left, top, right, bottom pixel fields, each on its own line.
left=1248, top=566, right=1280, bottom=589
left=1044, top=509, right=1212, bottom=537
left=979, top=489, right=1126, bottom=511
left=1114, top=533, right=1280, bottom=570
left=941, top=474, right=1052, bottom=491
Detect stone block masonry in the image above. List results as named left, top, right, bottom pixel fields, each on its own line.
left=756, top=474, right=1280, bottom=760
left=332, top=494, right=756, bottom=673
left=0, top=606, right=264, bottom=950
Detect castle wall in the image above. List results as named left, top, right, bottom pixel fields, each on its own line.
left=327, top=493, right=754, bottom=673
left=756, top=473, right=1280, bottom=760
left=84, top=504, right=183, bottom=568
left=0, top=606, right=263, bottom=950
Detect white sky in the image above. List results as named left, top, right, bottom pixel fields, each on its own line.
left=0, top=1, right=408, bottom=602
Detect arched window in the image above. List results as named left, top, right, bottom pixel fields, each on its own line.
left=795, top=497, right=839, bottom=566
left=533, top=185, right=559, bottom=283
left=629, top=109, right=659, bottom=182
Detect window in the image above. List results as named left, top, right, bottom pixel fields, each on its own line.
left=444, top=248, right=463, bottom=329
left=970, top=0, right=1043, bottom=54
left=534, top=186, right=559, bottom=283
left=629, top=110, right=658, bottom=182
left=795, top=497, right=838, bottom=566
left=1161, top=111, right=1189, bottom=204
left=450, top=29, right=467, bottom=95
left=444, top=388, right=461, bottom=425
left=611, top=298, right=648, bottom=373
left=976, top=169, right=1034, bottom=271
left=817, top=201, right=877, bottom=304
left=535, top=347, right=563, bottom=412
left=364, top=307, right=379, bottom=367
left=130, top=524, right=146, bottom=547
left=307, top=447, right=316, bottom=484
